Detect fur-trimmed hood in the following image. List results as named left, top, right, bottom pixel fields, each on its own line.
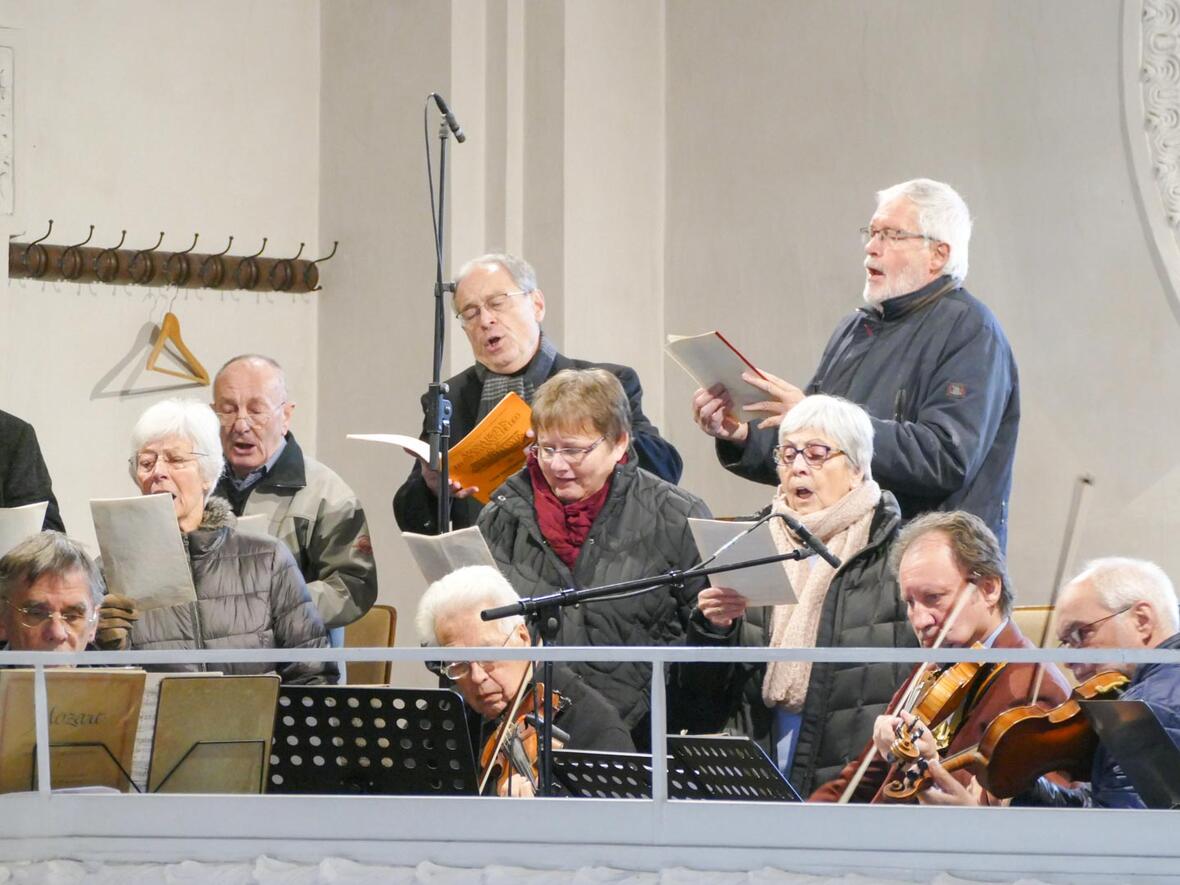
left=198, top=496, right=236, bottom=531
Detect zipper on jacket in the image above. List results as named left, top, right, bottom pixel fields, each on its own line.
left=892, top=388, right=907, bottom=422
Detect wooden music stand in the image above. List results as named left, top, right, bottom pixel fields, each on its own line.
left=147, top=674, right=279, bottom=794
left=0, top=669, right=145, bottom=793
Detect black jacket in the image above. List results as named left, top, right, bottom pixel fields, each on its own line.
left=394, top=352, right=683, bottom=534
left=0, top=410, right=64, bottom=532
left=682, top=492, right=918, bottom=795
left=717, top=277, right=1019, bottom=549
left=477, top=458, right=710, bottom=743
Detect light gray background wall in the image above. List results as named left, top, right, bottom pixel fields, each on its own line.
left=3, top=1, right=1176, bottom=674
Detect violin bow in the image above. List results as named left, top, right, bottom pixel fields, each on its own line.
left=477, top=654, right=537, bottom=795
left=1029, top=474, right=1094, bottom=703
left=837, top=580, right=977, bottom=804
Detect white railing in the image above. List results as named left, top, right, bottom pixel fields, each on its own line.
left=8, top=642, right=1180, bottom=800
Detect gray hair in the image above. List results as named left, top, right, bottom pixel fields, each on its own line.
left=779, top=395, right=874, bottom=479
left=454, top=252, right=538, bottom=295
left=214, top=353, right=289, bottom=402
left=876, top=178, right=972, bottom=283
left=0, top=532, right=106, bottom=608
left=415, top=565, right=524, bottom=646
left=1067, top=557, right=1180, bottom=635
left=130, top=398, right=225, bottom=493
left=890, top=510, right=1013, bottom=614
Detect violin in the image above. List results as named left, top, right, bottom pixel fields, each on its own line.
left=889, top=651, right=994, bottom=764
left=883, top=669, right=1129, bottom=801
left=479, top=680, right=568, bottom=796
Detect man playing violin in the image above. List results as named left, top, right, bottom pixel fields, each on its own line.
left=1013, top=557, right=1180, bottom=809
left=810, top=511, right=1070, bottom=804
left=416, top=565, right=634, bottom=797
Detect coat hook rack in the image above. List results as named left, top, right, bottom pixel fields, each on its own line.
left=8, top=224, right=334, bottom=294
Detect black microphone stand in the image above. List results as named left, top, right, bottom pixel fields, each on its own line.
left=480, top=546, right=816, bottom=797
left=423, top=99, right=458, bottom=534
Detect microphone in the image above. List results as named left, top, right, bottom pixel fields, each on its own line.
left=431, top=93, right=466, bottom=143
left=774, top=513, right=842, bottom=570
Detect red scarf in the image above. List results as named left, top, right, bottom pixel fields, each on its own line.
left=528, top=454, right=623, bottom=568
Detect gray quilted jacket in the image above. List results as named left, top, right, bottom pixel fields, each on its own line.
left=128, top=498, right=336, bottom=684
left=477, top=458, right=710, bottom=733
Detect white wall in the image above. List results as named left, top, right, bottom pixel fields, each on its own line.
left=0, top=1, right=320, bottom=548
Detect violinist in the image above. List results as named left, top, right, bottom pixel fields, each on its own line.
left=415, top=565, right=634, bottom=797
left=810, top=511, right=1070, bottom=804
left=1014, top=557, right=1180, bottom=809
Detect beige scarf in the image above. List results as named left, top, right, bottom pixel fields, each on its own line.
left=762, top=479, right=881, bottom=711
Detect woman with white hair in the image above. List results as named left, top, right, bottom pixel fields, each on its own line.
left=122, top=398, right=334, bottom=684
left=691, top=394, right=915, bottom=795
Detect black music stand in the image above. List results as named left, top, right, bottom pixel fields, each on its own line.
left=669, top=735, right=801, bottom=801
left=1081, top=699, right=1180, bottom=809
left=268, top=685, right=477, bottom=795
left=551, top=749, right=704, bottom=799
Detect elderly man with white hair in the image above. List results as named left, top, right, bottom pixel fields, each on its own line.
left=416, top=565, right=633, bottom=796
left=1012, top=557, right=1180, bottom=809
left=692, top=178, right=1019, bottom=550
left=119, top=398, right=335, bottom=684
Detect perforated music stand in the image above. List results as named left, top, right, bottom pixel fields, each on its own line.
left=551, top=749, right=705, bottom=799
left=669, top=735, right=801, bottom=801
left=268, top=685, right=477, bottom=795
left=1081, top=699, right=1180, bottom=809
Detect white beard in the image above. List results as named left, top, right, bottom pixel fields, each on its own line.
left=862, top=264, right=930, bottom=307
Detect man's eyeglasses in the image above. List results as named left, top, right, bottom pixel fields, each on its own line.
left=527, top=437, right=606, bottom=466
left=859, top=226, right=940, bottom=247
left=131, top=450, right=206, bottom=475
left=454, top=290, right=531, bottom=325
left=213, top=401, right=286, bottom=429
left=1057, top=606, right=1133, bottom=649
left=773, top=442, right=846, bottom=469
left=4, top=599, right=97, bottom=632
left=433, top=631, right=514, bottom=681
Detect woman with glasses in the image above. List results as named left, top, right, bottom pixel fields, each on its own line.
left=477, top=368, right=711, bottom=749
left=691, top=395, right=916, bottom=795
left=121, top=398, right=335, bottom=683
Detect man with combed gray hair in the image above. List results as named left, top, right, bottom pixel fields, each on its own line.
left=1014, top=557, right=1180, bottom=809
left=0, top=532, right=106, bottom=652
left=692, top=178, right=1019, bottom=549
left=416, top=565, right=633, bottom=795
left=394, top=251, right=682, bottom=535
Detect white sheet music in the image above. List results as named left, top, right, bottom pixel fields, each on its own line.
left=0, top=502, right=48, bottom=557
left=90, top=494, right=197, bottom=611
left=402, top=527, right=499, bottom=586
left=688, top=519, right=797, bottom=606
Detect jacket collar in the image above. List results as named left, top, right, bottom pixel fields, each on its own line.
left=861, top=274, right=957, bottom=322
left=184, top=496, right=237, bottom=556
left=1133, top=631, right=1180, bottom=684
left=246, top=432, right=306, bottom=491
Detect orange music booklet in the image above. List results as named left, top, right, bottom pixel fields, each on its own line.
left=348, top=391, right=533, bottom=504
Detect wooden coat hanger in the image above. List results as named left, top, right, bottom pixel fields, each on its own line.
left=146, top=310, right=210, bottom=385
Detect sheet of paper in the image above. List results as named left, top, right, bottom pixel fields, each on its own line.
left=688, top=518, right=796, bottom=606
left=446, top=392, right=532, bottom=504
left=347, top=433, right=430, bottom=463
left=402, top=526, right=500, bottom=586
left=0, top=502, right=48, bottom=557
left=234, top=513, right=271, bottom=537
left=665, top=331, right=769, bottom=413
left=90, top=494, right=198, bottom=611
left=130, top=671, right=216, bottom=791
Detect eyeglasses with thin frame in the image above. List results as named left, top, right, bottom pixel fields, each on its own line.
left=212, top=400, right=287, bottom=429
left=1057, top=606, right=1133, bottom=649
left=773, top=442, right=846, bottom=469
left=859, top=226, right=941, bottom=247
left=528, top=436, right=607, bottom=466
left=130, top=450, right=207, bottom=475
left=436, top=630, right=515, bottom=681
left=3, top=599, right=98, bottom=632
left=454, top=290, right=532, bottom=325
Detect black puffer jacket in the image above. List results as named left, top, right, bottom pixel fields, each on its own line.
left=129, top=498, right=336, bottom=684
left=477, top=459, right=710, bottom=737
left=683, top=492, right=917, bottom=795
